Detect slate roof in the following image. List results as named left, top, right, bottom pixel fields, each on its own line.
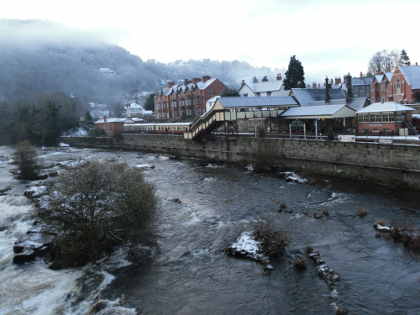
left=161, top=78, right=218, bottom=96
left=251, top=80, right=284, bottom=93
left=291, top=88, right=346, bottom=106
left=399, top=66, right=420, bottom=89
left=352, top=77, right=374, bottom=86
left=305, top=97, right=368, bottom=111
left=357, top=102, right=415, bottom=114
left=281, top=104, right=354, bottom=117
left=219, top=96, right=298, bottom=108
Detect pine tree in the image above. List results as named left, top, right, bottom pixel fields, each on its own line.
left=283, top=55, right=306, bottom=90
left=400, top=49, right=411, bottom=66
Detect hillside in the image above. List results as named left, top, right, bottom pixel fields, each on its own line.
left=0, top=20, right=276, bottom=104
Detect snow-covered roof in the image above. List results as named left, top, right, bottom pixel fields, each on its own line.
left=385, top=72, right=393, bottom=81
left=305, top=97, right=368, bottom=111
left=162, top=78, right=218, bottom=96
left=219, top=96, right=298, bottom=108
left=281, top=104, right=355, bottom=118
left=357, top=102, right=415, bottom=114
left=95, top=118, right=126, bottom=124
left=352, top=77, right=374, bottom=86
left=252, top=80, right=283, bottom=93
left=374, top=74, right=384, bottom=82
left=291, top=88, right=346, bottom=106
left=399, top=66, right=420, bottom=89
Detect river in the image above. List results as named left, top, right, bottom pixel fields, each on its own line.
left=1, top=145, right=420, bottom=315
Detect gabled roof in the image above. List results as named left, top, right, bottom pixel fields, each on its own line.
left=399, top=66, right=420, bottom=89
left=291, top=88, right=346, bottom=106
left=281, top=104, right=356, bottom=119
left=219, top=96, right=298, bottom=108
left=239, top=79, right=284, bottom=94
left=374, top=74, right=384, bottom=83
left=385, top=72, right=393, bottom=81
left=357, top=102, right=415, bottom=114
left=161, top=78, right=219, bottom=96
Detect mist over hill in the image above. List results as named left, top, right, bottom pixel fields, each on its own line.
left=0, top=20, right=276, bottom=104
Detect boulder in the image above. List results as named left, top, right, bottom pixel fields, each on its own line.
left=13, top=232, right=54, bottom=265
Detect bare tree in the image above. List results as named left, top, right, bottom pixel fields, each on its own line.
left=368, top=50, right=400, bottom=74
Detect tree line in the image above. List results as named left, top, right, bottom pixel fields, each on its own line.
left=0, top=92, right=86, bottom=146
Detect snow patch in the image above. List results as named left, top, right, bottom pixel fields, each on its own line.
left=281, top=172, right=308, bottom=184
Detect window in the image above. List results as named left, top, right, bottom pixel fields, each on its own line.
left=267, top=91, right=272, bottom=96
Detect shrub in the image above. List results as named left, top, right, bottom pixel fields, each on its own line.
left=14, top=141, right=39, bottom=180
left=254, top=222, right=289, bottom=257
left=39, top=161, right=156, bottom=268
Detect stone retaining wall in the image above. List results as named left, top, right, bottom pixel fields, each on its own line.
left=61, top=134, right=420, bottom=190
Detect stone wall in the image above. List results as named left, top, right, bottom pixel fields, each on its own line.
left=61, top=134, right=420, bottom=190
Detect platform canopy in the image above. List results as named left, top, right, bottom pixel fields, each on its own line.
left=280, top=104, right=356, bottom=120
left=215, top=96, right=299, bottom=109
left=357, top=102, right=415, bottom=114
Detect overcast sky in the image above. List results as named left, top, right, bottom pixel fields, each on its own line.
left=2, top=0, right=420, bottom=82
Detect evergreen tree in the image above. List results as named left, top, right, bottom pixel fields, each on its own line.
left=283, top=55, right=306, bottom=90
left=144, top=93, right=155, bottom=111
left=400, top=49, right=411, bottom=66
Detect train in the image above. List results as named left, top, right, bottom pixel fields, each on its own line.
left=124, top=122, right=191, bottom=135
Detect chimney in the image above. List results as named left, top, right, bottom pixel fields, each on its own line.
left=103, top=116, right=107, bottom=123
left=192, top=77, right=201, bottom=84
left=276, top=73, right=282, bottom=80
left=360, top=72, right=363, bottom=78
left=167, top=81, right=175, bottom=88
left=325, top=77, right=331, bottom=104
left=202, top=75, right=211, bottom=82
left=345, top=73, right=353, bottom=103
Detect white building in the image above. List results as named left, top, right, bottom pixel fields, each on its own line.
left=238, top=74, right=288, bottom=97
left=125, top=102, right=153, bottom=118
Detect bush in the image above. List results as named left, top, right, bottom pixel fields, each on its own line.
left=254, top=223, right=288, bottom=257
left=14, top=141, right=39, bottom=180
left=39, top=161, right=156, bottom=268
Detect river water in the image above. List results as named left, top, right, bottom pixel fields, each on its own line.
left=1, top=146, right=420, bottom=315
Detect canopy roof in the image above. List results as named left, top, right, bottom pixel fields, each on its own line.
left=218, top=96, right=298, bottom=108
left=281, top=104, right=356, bottom=119
left=357, top=102, right=415, bottom=114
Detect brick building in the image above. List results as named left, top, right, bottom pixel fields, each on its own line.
left=154, top=76, right=226, bottom=121
left=95, top=118, right=126, bottom=136
left=370, top=72, right=393, bottom=103
left=370, top=66, right=420, bottom=104
left=356, top=102, right=415, bottom=135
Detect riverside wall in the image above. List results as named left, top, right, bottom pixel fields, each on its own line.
left=61, top=134, right=420, bottom=190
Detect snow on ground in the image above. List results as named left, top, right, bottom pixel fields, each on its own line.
left=281, top=172, right=308, bottom=184
left=230, top=232, right=264, bottom=261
